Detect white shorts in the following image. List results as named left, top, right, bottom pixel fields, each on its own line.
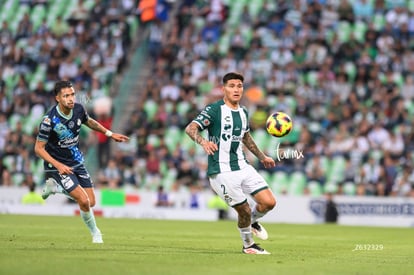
left=209, top=165, right=269, bottom=207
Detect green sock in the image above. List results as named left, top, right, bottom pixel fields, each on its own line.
left=80, top=210, right=99, bottom=234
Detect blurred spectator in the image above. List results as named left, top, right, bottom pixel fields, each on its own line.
left=359, top=156, right=384, bottom=195
left=305, top=154, right=327, bottom=185
left=95, top=113, right=113, bottom=168
left=324, top=193, right=338, bottom=223
left=172, top=159, right=199, bottom=191
left=21, top=182, right=45, bottom=205
left=144, top=148, right=161, bottom=189
left=98, top=158, right=122, bottom=189
left=155, top=185, right=173, bottom=207
left=51, top=16, right=70, bottom=37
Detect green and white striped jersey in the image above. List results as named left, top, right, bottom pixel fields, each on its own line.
left=193, top=99, right=250, bottom=176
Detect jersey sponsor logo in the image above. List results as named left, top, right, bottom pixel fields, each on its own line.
left=40, top=125, right=51, bottom=132
left=222, top=133, right=231, bottom=141
left=61, top=175, right=75, bottom=189
left=231, top=135, right=243, bottom=142
left=223, top=124, right=231, bottom=131
left=58, top=136, right=79, bottom=148
left=78, top=174, right=90, bottom=179
left=77, top=119, right=81, bottom=126
left=222, top=134, right=242, bottom=142
left=224, top=116, right=231, bottom=122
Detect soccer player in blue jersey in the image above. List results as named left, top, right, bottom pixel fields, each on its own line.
left=34, top=80, right=129, bottom=243
left=185, top=72, right=277, bottom=254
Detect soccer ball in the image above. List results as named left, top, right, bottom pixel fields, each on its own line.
left=266, top=112, right=293, bottom=137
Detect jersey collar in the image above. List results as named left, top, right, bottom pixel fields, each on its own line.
left=57, top=105, right=73, bottom=120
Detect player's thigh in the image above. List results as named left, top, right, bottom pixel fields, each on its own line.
left=209, top=171, right=246, bottom=207
left=75, top=172, right=96, bottom=206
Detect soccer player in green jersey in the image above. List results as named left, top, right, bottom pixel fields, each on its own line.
left=185, top=72, right=276, bottom=254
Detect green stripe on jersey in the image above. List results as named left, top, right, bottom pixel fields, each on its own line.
left=230, top=110, right=242, bottom=171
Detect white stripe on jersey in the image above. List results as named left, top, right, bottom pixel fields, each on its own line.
left=218, top=105, right=249, bottom=173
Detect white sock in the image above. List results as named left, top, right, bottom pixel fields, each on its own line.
left=239, top=226, right=254, bottom=248
left=251, top=206, right=266, bottom=224
left=80, top=209, right=99, bottom=235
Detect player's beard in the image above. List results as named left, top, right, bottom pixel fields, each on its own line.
left=59, top=100, right=75, bottom=113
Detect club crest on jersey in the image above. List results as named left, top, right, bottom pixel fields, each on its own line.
left=68, top=121, right=75, bottom=128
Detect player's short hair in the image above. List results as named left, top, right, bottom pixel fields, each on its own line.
left=222, top=72, right=244, bottom=84
left=54, top=80, right=73, bottom=96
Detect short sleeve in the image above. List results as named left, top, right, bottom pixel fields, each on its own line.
left=192, top=104, right=215, bottom=131
left=37, top=115, right=52, bottom=141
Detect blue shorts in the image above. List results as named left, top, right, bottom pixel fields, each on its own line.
left=45, top=164, right=93, bottom=193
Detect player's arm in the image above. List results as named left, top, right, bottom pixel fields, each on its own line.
left=84, top=117, right=129, bottom=142
left=185, top=121, right=217, bottom=155
left=34, top=139, right=74, bottom=174
left=242, top=132, right=275, bottom=168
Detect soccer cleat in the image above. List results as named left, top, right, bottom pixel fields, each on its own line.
left=41, top=178, right=58, bottom=200
left=242, top=243, right=270, bottom=255
left=251, top=222, right=268, bottom=240
left=92, top=229, right=103, bottom=244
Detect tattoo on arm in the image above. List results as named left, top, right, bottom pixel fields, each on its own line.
left=86, top=118, right=106, bottom=133
left=243, top=132, right=265, bottom=160
left=185, top=122, right=205, bottom=145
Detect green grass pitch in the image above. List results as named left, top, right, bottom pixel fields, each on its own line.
left=0, top=214, right=413, bottom=275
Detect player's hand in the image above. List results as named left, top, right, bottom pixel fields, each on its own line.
left=201, top=140, right=218, bottom=155
left=56, top=163, right=74, bottom=175
left=260, top=156, right=276, bottom=169
left=111, top=133, right=130, bottom=142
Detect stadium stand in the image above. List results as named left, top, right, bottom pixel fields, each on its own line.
left=0, top=0, right=139, bottom=187
left=116, top=0, right=414, bottom=198
left=2, top=0, right=414, bottom=200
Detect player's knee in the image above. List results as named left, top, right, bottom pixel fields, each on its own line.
left=89, top=199, right=96, bottom=207
left=259, top=197, right=276, bottom=212
left=268, top=196, right=277, bottom=210
left=78, top=197, right=90, bottom=210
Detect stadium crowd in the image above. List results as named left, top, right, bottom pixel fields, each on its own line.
left=0, top=0, right=137, bottom=187
left=2, top=0, right=414, bottom=200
